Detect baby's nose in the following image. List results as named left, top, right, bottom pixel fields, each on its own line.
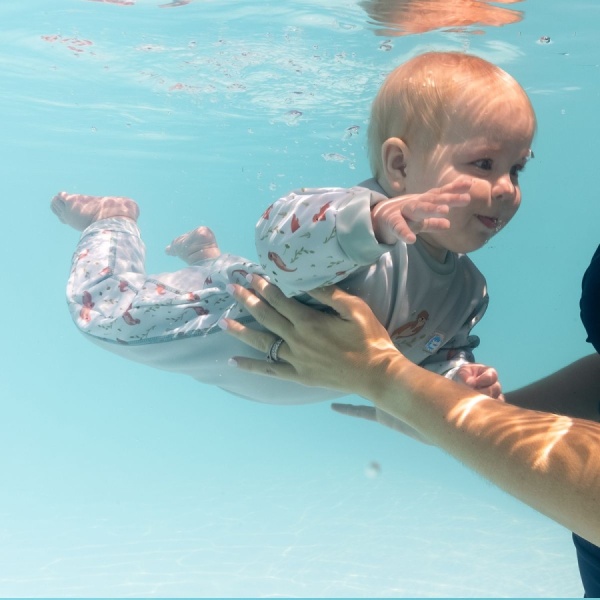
left=492, top=174, right=516, bottom=200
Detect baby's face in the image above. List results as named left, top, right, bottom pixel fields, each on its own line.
left=406, top=92, right=535, bottom=260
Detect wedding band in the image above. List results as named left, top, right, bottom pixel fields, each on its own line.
left=266, top=337, right=285, bottom=363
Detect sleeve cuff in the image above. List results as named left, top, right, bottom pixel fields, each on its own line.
left=335, top=187, right=395, bottom=264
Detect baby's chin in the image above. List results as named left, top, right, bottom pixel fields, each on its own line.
left=419, top=232, right=495, bottom=262
left=419, top=231, right=496, bottom=258
left=452, top=235, right=497, bottom=254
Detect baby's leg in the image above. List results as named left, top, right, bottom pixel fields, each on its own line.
left=165, top=226, right=222, bottom=266
left=51, top=192, right=139, bottom=231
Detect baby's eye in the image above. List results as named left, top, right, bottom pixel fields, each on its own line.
left=510, top=163, right=525, bottom=178
left=472, top=158, right=493, bottom=170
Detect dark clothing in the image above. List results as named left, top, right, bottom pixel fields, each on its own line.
left=580, top=244, right=600, bottom=354
left=574, top=244, right=600, bottom=598
left=574, top=533, right=600, bottom=598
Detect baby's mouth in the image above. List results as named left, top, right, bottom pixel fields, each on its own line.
left=477, top=215, right=500, bottom=231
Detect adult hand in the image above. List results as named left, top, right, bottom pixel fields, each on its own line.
left=220, top=275, right=401, bottom=398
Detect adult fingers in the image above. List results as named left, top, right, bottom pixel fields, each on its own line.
left=222, top=317, right=306, bottom=382
left=226, top=279, right=294, bottom=339
left=242, top=275, right=350, bottom=335
left=220, top=316, right=281, bottom=356
left=245, top=275, right=318, bottom=324
left=331, top=403, right=378, bottom=422
left=304, top=285, right=375, bottom=324
left=229, top=354, right=300, bottom=381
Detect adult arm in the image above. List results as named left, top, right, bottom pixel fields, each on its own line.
left=222, top=276, right=600, bottom=546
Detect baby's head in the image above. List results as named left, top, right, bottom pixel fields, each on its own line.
left=369, top=52, right=536, bottom=259
left=368, top=51, right=535, bottom=179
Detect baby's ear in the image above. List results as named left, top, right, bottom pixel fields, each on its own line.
left=381, top=137, right=409, bottom=194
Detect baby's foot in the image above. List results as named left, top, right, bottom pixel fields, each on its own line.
left=51, top=192, right=140, bottom=231
left=165, top=226, right=222, bottom=265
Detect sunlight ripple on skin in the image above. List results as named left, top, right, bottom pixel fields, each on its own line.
left=531, top=416, right=573, bottom=471
left=448, top=394, right=576, bottom=474
left=447, top=394, right=491, bottom=428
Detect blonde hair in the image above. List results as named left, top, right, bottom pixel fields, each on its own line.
left=367, top=51, right=536, bottom=177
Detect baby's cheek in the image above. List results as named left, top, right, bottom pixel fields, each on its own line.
left=469, top=177, right=492, bottom=199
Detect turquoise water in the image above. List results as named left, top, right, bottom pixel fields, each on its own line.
left=2, top=0, right=600, bottom=596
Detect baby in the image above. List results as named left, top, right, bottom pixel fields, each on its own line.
left=52, top=51, right=535, bottom=408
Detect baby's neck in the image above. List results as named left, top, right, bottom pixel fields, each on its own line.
left=358, top=177, right=387, bottom=196
left=416, top=236, right=449, bottom=263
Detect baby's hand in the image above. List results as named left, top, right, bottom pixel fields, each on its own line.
left=371, top=176, right=472, bottom=244
left=453, top=363, right=505, bottom=401
left=51, top=192, right=139, bottom=231
left=165, top=226, right=221, bottom=265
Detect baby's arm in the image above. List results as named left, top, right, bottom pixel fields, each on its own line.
left=256, top=187, right=392, bottom=296
left=370, top=177, right=472, bottom=244
left=256, top=180, right=472, bottom=297
left=419, top=295, right=502, bottom=393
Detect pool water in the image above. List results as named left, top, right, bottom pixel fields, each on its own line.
left=2, top=0, right=600, bottom=596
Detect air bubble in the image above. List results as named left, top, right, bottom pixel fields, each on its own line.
left=322, top=152, right=348, bottom=163
left=283, top=110, right=302, bottom=125
left=365, top=461, right=381, bottom=479
left=343, top=125, right=360, bottom=139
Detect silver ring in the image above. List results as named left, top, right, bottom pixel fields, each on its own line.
left=266, top=337, right=285, bottom=363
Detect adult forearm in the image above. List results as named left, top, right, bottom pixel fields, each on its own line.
left=372, top=357, right=600, bottom=545
left=222, top=278, right=600, bottom=543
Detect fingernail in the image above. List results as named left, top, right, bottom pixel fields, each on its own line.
left=217, top=318, right=228, bottom=330
left=245, top=273, right=254, bottom=284
left=225, top=284, right=235, bottom=294
left=228, top=358, right=238, bottom=367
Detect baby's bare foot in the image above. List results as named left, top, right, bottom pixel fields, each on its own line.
left=51, top=192, right=139, bottom=231
left=165, top=226, right=221, bottom=265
